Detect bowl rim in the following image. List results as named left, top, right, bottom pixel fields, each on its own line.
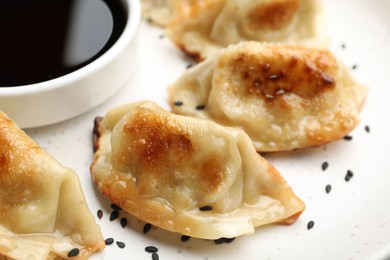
left=0, top=0, right=141, bottom=96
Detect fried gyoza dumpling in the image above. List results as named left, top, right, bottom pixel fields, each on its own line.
left=0, top=111, right=105, bottom=259
left=168, top=42, right=367, bottom=152
left=166, top=0, right=324, bottom=60
left=91, top=101, right=304, bottom=240
left=141, top=0, right=204, bottom=27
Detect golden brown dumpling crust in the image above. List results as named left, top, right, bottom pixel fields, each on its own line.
left=168, top=42, right=368, bottom=152
left=0, top=111, right=105, bottom=260
left=91, top=101, right=305, bottom=239
left=112, top=107, right=229, bottom=202
left=166, top=0, right=324, bottom=61
left=218, top=44, right=337, bottom=101
left=247, top=0, right=300, bottom=30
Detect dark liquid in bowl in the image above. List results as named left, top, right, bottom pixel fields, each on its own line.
left=0, top=0, right=127, bottom=87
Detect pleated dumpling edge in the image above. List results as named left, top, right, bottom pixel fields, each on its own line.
left=91, top=101, right=305, bottom=240
left=168, top=41, right=368, bottom=152
left=0, top=111, right=105, bottom=260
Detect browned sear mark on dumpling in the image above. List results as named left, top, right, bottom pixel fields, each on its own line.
left=248, top=0, right=300, bottom=30
left=93, top=117, right=104, bottom=152
left=229, top=46, right=337, bottom=100
left=116, top=106, right=229, bottom=199
left=0, top=118, right=44, bottom=213
left=178, top=43, right=203, bottom=62
left=122, top=108, right=193, bottom=170
left=199, top=157, right=225, bottom=195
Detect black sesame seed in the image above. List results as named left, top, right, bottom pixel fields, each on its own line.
left=321, top=161, right=329, bottom=171
left=196, top=104, right=206, bottom=110
left=105, top=238, right=114, bottom=245
left=174, top=101, right=183, bottom=106
left=214, top=238, right=225, bottom=244
left=345, top=170, right=354, bottom=182
left=343, top=135, right=353, bottom=141
left=352, top=64, right=358, bottom=70
left=111, top=204, right=122, bottom=210
left=307, top=221, right=315, bottom=230
left=224, top=237, right=236, bottom=243
left=145, top=246, right=158, bottom=253
left=152, top=252, right=159, bottom=260
left=199, top=205, right=213, bottom=211
left=110, top=210, right=119, bottom=221
left=120, top=217, right=127, bottom=228
left=214, top=237, right=236, bottom=244
left=186, top=63, right=194, bottom=69
left=341, top=43, right=346, bottom=49
left=147, top=17, right=153, bottom=23
left=97, top=209, right=103, bottom=219
left=143, top=223, right=152, bottom=234
left=159, top=34, right=165, bottom=39
left=116, top=241, right=126, bottom=249
left=365, top=125, right=370, bottom=133
left=181, top=235, right=190, bottom=242
left=67, top=248, right=80, bottom=257
left=325, top=184, right=332, bottom=194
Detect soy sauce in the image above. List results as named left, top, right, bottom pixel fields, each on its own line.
left=0, top=0, right=127, bottom=87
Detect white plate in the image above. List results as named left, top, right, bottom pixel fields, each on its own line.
left=25, top=0, right=390, bottom=259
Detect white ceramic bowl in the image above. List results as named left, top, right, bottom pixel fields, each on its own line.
left=0, top=0, right=141, bottom=128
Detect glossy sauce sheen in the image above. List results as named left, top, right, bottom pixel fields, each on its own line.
left=0, top=0, right=127, bottom=87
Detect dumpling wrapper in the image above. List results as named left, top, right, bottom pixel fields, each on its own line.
left=141, top=0, right=203, bottom=27
left=141, top=0, right=173, bottom=26
left=166, top=0, right=325, bottom=60
left=91, top=101, right=305, bottom=240
left=0, top=111, right=105, bottom=259
left=168, top=42, right=368, bottom=152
